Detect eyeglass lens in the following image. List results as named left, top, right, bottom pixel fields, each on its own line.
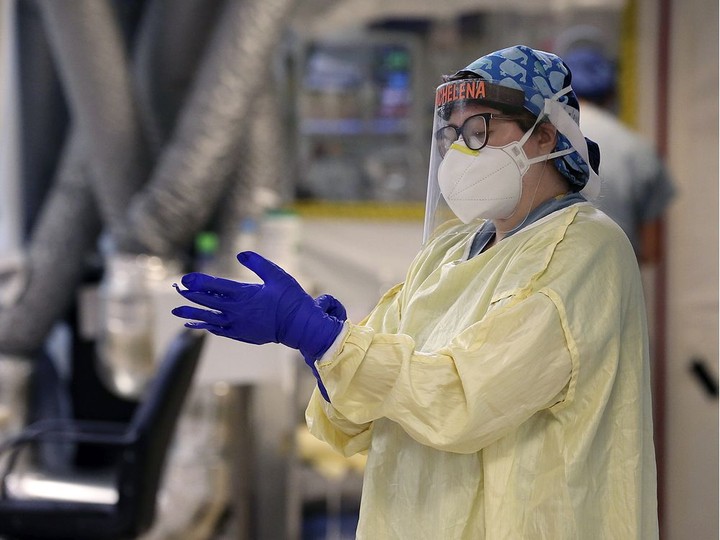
left=436, top=114, right=488, bottom=157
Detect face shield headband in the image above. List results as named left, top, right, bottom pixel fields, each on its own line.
left=423, top=82, right=601, bottom=244
left=434, top=79, right=526, bottom=119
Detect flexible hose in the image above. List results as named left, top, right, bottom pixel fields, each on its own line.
left=38, top=0, right=150, bottom=241
left=0, top=133, right=101, bottom=355
left=117, top=0, right=299, bottom=256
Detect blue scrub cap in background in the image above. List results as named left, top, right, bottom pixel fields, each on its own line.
left=453, top=44, right=599, bottom=191
left=562, top=47, right=616, bottom=100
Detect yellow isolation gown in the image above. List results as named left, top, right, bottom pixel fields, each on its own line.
left=306, top=203, right=658, bottom=539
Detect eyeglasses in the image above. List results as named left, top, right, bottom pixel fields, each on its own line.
left=435, top=113, right=519, bottom=157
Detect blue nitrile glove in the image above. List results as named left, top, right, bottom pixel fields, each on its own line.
left=171, top=251, right=344, bottom=364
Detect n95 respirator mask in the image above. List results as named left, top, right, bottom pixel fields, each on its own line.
left=437, top=136, right=536, bottom=222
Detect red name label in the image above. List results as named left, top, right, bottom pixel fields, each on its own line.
left=435, top=81, right=486, bottom=107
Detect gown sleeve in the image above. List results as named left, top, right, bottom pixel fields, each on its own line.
left=307, top=283, right=574, bottom=455
left=305, top=282, right=404, bottom=456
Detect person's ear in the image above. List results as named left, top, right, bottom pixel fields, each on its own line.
left=535, top=122, right=557, bottom=152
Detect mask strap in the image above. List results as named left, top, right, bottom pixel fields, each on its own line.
left=517, top=86, right=574, bottom=145
left=517, top=87, right=577, bottom=166
left=543, top=87, right=601, bottom=199
left=526, top=147, right=573, bottom=164
left=515, top=86, right=601, bottom=200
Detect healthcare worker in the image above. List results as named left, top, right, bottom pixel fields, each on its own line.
left=173, top=45, right=658, bottom=539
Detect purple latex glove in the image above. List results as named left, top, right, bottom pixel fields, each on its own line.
left=172, top=251, right=344, bottom=363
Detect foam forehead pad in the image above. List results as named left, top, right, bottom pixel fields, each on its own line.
left=435, top=79, right=526, bottom=120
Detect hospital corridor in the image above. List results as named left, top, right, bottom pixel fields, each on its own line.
left=0, top=0, right=716, bottom=538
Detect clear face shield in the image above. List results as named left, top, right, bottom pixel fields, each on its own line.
left=423, top=79, right=600, bottom=244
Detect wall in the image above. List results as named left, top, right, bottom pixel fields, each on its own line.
left=552, top=0, right=720, bottom=535
left=663, top=0, right=719, bottom=537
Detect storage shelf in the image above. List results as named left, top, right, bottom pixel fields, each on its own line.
left=299, top=118, right=411, bottom=135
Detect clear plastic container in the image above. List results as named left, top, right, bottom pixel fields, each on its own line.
left=96, top=254, right=176, bottom=399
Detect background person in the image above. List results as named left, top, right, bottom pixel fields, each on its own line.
left=561, top=42, right=676, bottom=263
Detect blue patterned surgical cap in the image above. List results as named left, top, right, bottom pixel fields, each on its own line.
left=453, top=45, right=599, bottom=190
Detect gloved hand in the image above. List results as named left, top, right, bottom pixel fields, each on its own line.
left=171, top=251, right=345, bottom=363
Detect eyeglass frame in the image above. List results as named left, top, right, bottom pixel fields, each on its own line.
left=434, top=112, right=523, bottom=157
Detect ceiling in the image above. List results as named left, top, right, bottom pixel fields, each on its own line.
left=289, top=0, right=626, bottom=37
